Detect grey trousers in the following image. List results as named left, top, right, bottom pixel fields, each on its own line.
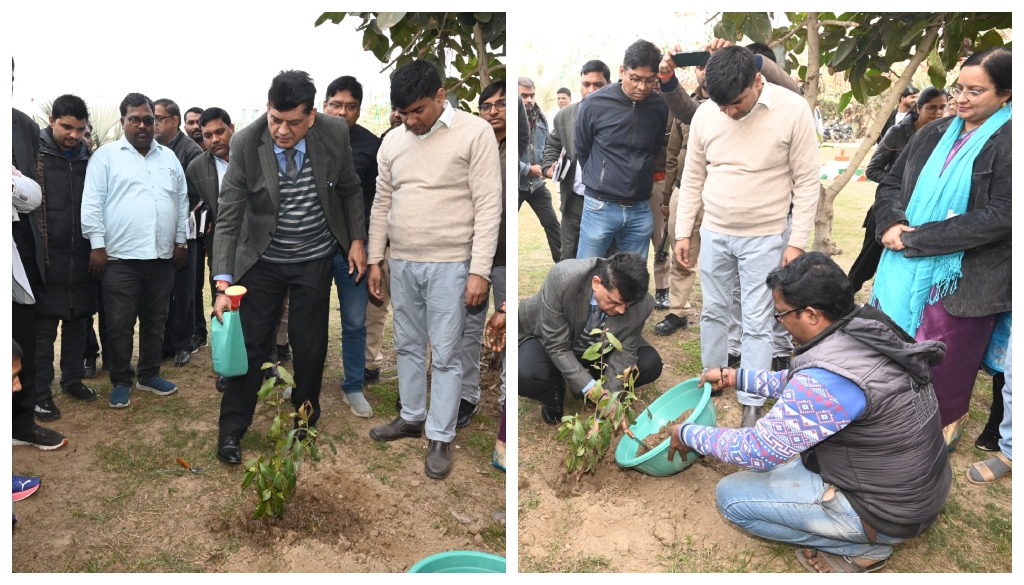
left=390, top=259, right=469, bottom=442
left=460, top=266, right=507, bottom=405
left=698, top=227, right=786, bottom=407
left=728, top=217, right=794, bottom=358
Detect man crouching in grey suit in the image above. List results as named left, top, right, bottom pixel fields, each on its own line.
left=211, top=70, right=366, bottom=464
left=518, top=253, right=663, bottom=425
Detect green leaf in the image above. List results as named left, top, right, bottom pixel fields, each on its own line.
left=974, top=29, right=1004, bottom=52
left=241, top=471, right=254, bottom=489
left=942, top=17, right=965, bottom=71
left=830, top=36, right=857, bottom=70
left=581, top=343, right=602, bottom=361
left=713, top=18, right=738, bottom=42
left=927, top=46, right=947, bottom=91
left=376, top=12, right=407, bottom=30
left=864, top=75, right=891, bottom=97
left=605, top=331, right=622, bottom=352
left=473, top=12, right=491, bottom=23
left=742, top=12, right=773, bottom=43
left=257, top=377, right=276, bottom=401
left=837, top=91, right=853, bottom=114
left=261, top=489, right=272, bottom=502
left=254, top=501, right=267, bottom=519
left=276, top=366, right=295, bottom=388
left=315, top=12, right=346, bottom=26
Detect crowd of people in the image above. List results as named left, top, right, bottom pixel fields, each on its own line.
left=517, top=39, right=1011, bottom=573
left=13, top=59, right=509, bottom=517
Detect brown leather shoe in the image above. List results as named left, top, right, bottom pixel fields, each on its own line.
left=369, top=416, right=424, bottom=442
left=425, top=440, right=453, bottom=479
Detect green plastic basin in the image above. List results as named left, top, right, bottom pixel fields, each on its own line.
left=614, top=377, right=716, bottom=476
left=408, top=551, right=506, bottom=573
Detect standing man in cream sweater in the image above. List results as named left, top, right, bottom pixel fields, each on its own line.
left=366, top=61, right=503, bottom=480
left=673, top=46, right=820, bottom=428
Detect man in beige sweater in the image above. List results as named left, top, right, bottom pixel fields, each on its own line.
left=366, top=60, right=503, bottom=480
left=673, top=45, right=820, bottom=428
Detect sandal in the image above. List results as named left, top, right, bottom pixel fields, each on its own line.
left=967, top=452, right=1012, bottom=484
left=796, top=549, right=887, bottom=573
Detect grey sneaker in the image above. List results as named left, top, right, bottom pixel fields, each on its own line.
left=343, top=392, right=373, bottom=418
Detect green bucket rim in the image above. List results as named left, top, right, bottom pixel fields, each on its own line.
left=615, top=378, right=712, bottom=469
left=408, top=550, right=507, bottom=573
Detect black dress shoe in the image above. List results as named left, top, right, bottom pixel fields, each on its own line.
left=364, top=367, right=381, bottom=384
left=654, top=313, right=687, bottom=336
left=727, top=353, right=742, bottom=368
left=540, top=386, right=565, bottom=426
left=771, top=355, right=791, bottom=371
left=217, top=434, right=242, bottom=464
left=277, top=343, right=292, bottom=362
left=654, top=288, right=670, bottom=310
left=740, top=405, right=763, bottom=428
left=456, top=399, right=478, bottom=429
left=369, top=416, right=424, bottom=442
left=424, top=440, right=453, bottom=479
left=216, top=376, right=227, bottom=393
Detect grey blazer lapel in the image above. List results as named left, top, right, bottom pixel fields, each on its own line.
left=257, top=129, right=282, bottom=212
left=306, top=128, right=330, bottom=213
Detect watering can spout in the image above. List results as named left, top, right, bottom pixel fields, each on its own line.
left=226, top=285, right=247, bottom=311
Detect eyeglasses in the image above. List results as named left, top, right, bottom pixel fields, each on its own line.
left=480, top=99, right=507, bottom=114
left=327, top=101, right=360, bottom=112
left=774, top=307, right=807, bottom=322
left=154, top=115, right=176, bottom=123
left=920, top=104, right=947, bottom=113
left=124, top=116, right=156, bottom=128
left=626, top=74, right=659, bottom=87
left=951, top=87, right=994, bottom=102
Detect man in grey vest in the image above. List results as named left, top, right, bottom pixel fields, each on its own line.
left=667, top=252, right=951, bottom=573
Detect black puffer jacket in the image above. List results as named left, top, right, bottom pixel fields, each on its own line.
left=34, top=128, right=97, bottom=320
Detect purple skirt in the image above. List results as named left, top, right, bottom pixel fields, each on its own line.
left=915, top=300, right=998, bottom=427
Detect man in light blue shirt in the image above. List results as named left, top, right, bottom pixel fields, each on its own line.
left=81, top=92, right=188, bottom=409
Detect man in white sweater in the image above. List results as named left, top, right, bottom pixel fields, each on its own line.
left=673, top=45, right=820, bottom=428
left=366, top=60, right=503, bottom=480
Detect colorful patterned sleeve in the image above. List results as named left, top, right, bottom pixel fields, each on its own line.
left=735, top=368, right=787, bottom=399
left=680, top=368, right=866, bottom=470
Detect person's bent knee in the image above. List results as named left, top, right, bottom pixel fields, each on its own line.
left=635, top=345, right=663, bottom=387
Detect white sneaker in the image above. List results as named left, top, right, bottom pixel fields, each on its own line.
left=343, top=392, right=373, bottom=418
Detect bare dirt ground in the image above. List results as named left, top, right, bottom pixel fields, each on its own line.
left=12, top=294, right=506, bottom=572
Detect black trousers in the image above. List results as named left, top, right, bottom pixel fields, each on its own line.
left=519, top=184, right=562, bottom=263
left=219, top=255, right=334, bottom=438
left=35, top=316, right=89, bottom=401
left=196, top=234, right=210, bottom=338
left=163, top=241, right=198, bottom=353
left=847, top=207, right=883, bottom=293
left=103, top=259, right=175, bottom=386
left=84, top=283, right=107, bottom=364
left=13, top=302, right=38, bottom=435
left=518, top=336, right=663, bottom=408
left=559, top=191, right=584, bottom=262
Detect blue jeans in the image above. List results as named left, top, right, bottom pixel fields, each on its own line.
left=999, top=333, right=1012, bottom=459
left=576, top=196, right=654, bottom=260
left=716, top=459, right=905, bottom=561
left=333, top=252, right=368, bottom=395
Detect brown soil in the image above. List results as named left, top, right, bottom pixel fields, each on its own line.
left=12, top=300, right=506, bottom=572
left=635, top=409, right=693, bottom=457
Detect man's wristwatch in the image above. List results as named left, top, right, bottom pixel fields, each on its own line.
left=175, top=243, right=188, bottom=249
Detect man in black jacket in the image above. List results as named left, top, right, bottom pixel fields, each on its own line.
left=33, top=94, right=100, bottom=422
left=574, top=40, right=668, bottom=261
left=876, top=85, right=918, bottom=144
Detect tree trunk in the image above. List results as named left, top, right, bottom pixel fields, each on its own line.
left=804, top=13, right=821, bottom=110
left=812, top=17, right=943, bottom=255
left=474, top=22, right=491, bottom=88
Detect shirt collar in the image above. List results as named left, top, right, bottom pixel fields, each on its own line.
left=274, top=138, right=307, bottom=156
left=118, top=133, right=159, bottom=156
left=417, top=101, right=454, bottom=140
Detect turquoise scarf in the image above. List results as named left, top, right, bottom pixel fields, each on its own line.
left=872, top=104, right=1011, bottom=337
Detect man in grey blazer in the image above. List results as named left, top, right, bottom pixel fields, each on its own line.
left=185, top=107, right=233, bottom=393
left=210, top=71, right=365, bottom=464
left=518, top=253, right=663, bottom=425
left=542, top=60, right=610, bottom=262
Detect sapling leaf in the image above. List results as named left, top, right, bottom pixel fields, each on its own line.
left=254, top=501, right=267, bottom=519
left=257, top=377, right=277, bottom=400
left=589, top=328, right=603, bottom=335
left=277, top=366, right=296, bottom=387
left=606, top=331, right=622, bottom=352
left=582, top=343, right=602, bottom=361
left=600, top=344, right=614, bottom=355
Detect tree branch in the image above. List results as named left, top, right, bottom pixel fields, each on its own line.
left=705, top=12, right=721, bottom=25
left=771, top=14, right=809, bottom=47
left=818, top=20, right=859, bottom=27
